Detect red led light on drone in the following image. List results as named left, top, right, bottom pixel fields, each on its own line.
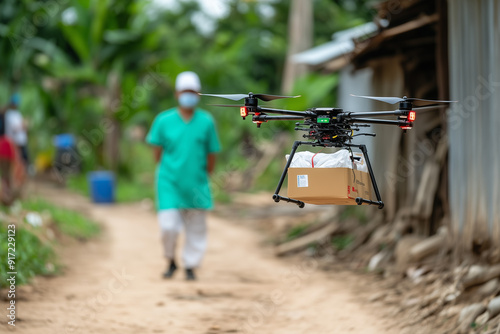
left=408, top=110, right=416, bottom=121
left=240, top=107, right=248, bottom=117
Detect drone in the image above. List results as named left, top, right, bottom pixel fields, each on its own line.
left=201, top=92, right=455, bottom=209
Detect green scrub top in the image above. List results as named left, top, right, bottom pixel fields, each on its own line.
left=146, top=107, right=220, bottom=210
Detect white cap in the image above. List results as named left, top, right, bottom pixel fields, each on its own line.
left=175, top=71, right=201, bottom=92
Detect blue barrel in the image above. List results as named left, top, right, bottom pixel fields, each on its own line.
left=88, top=171, right=115, bottom=203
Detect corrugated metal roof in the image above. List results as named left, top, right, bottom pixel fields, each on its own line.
left=292, top=39, right=354, bottom=66
left=292, top=21, right=385, bottom=66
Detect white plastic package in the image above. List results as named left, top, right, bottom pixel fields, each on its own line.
left=286, top=149, right=368, bottom=172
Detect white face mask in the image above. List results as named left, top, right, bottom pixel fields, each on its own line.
left=178, top=92, right=200, bottom=108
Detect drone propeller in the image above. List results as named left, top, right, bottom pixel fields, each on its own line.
left=412, top=104, right=447, bottom=111
left=365, top=105, right=448, bottom=113
left=200, top=92, right=300, bottom=102
left=350, top=94, right=456, bottom=105
left=208, top=104, right=244, bottom=107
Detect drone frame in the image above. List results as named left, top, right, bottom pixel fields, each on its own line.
left=202, top=92, right=451, bottom=209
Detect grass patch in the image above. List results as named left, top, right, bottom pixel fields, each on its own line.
left=115, top=178, right=155, bottom=202
left=285, top=223, right=309, bottom=242
left=66, top=174, right=88, bottom=196
left=22, top=198, right=100, bottom=240
left=339, top=206, right=369, bottom=225
left=0, top=223, right=58, bottom=287
left=331, top=234, right=354, bottom=251
left=0, top=198, right=101, bottom=287
left=213, top=189, right=233, bottom=204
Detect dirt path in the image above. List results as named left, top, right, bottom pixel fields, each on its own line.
left=2, top=182, right=398, bottom=334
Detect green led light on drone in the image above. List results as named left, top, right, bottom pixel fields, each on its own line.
left=317, top=117, right=330, bottom=123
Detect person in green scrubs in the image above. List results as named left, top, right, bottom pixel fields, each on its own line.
left=146, top=71, right=220, bottom=280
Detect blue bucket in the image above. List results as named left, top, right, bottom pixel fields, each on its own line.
left=54, top=134, right=76, bottom=149
left=88, top=171, right=115, bottom=203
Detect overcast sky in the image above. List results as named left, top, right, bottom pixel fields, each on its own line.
left=150, top=0, right=275, bottom=35
left=151, top=0, right=229, bottom=34
left=152, top=0, right=230, bottom=18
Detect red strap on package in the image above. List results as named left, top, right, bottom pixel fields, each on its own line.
left=311, top=148, right=325, bottom=168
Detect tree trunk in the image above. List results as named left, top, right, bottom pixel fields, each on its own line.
left=104, top=118, right=121, bottom=171
left=281, top=0, right=313, bottom=94
left=104, top=71, right=121, bottom=171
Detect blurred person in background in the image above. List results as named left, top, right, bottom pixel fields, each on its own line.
left=0, top=105, right=16, bottom=204
left=0, top=94, right=26, bottom=205
left=5, top=93, right=29, bottom=169
left=146, top=71, right=220, bottom=281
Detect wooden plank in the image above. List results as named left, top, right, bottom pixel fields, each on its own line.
left=380, top=13, right=439, bottom=39
left=354, top=13, right=439, bottom=57
left=409, top=228, right=449, bottom=261
left=436, top=0, right=450, bottom=101
left=412, top=136, right=448, bottom=220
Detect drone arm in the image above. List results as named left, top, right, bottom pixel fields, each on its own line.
left=257, top=106, right=312, bottom=117
left=252, top=115, right=305, bottom=121
left=345, top=110, right=406, bottom=118
left=348, top=118, right=410, bottom=126
left=352, top=133, right=376, bottom=137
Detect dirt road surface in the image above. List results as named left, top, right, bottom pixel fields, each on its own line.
left=2, top=182, right=398, bottom=334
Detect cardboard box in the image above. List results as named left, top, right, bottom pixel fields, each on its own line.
left=287, top=167, right=373, bottom=205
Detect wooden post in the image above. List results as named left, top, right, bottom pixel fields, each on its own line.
left=281, top=0, right=313, bottom=94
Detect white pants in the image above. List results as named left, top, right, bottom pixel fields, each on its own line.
left=157, top=209, right=207, bottom=269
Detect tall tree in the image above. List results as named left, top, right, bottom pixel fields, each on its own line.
left=281, top=0, right=313, bottom=94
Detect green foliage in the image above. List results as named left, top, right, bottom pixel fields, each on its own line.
left=291, top=73, right=340, bottom=110
left=0, top=0, right=373, bottom=186
left=340, top=206, right=369, bottom=225
left=254, top=156, right=287, bottom=191
left=213, top=189, right=233, bottom=204
left=331, top=234, right=354, bottom=250
left=270, top=72, right=340, bottom=130
left=315, top=0, right=374, bottom=44
left=115, top=178, right=155, bottom=203
left=115, top=140, right=156, bottom=201
left=286, top=223, right=309, bottom=241
left=0, top=223, right=57, bottom=287
left=22, top=199, right=100, bottom=239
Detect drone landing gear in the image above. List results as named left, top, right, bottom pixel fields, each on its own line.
left=273, top=141, right=384, bottom=209
left=348, top=143, right=384, bottom=210
left=272, top=194, right=305, bottom=208
left=273, top=140, right=306, bottom=208
left=355, top=197, right=384, bottom=209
